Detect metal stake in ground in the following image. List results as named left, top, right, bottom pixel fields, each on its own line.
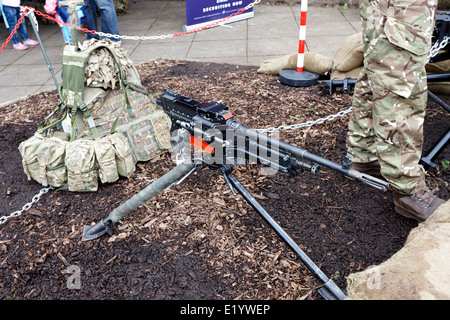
left=24, top=8, right=59, bottom=89
left=59, top=0, right=83, bottom=47
left=279, top=0, right=319, bottom=87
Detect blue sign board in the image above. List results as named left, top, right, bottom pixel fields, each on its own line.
left=184, top=0, right=254, bottom=31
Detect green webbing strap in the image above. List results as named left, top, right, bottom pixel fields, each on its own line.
left=82, top=108, right=100, bottom=139
left=38, top=106, right=68, bottom=134
left=58, top=42, right=144, bottom=141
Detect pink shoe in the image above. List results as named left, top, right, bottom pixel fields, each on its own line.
left=13, top=43, right=28, bottom=51
left=23, top=39, right=39, bottom=46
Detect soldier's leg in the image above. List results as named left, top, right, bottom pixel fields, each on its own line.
left=346, top=71, right=379, bottom=164
left=371, top=76, right=427, bottom=195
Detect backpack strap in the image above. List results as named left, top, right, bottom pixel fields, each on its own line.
left=60, top=43, right=135, bottom=140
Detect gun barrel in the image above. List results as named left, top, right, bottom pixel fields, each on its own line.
left=230, top=121, right=389, bottom=191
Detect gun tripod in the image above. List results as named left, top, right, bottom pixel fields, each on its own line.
left=217, top=164, right=346, bottom=300
left=82, top=159, right=347, bottom=300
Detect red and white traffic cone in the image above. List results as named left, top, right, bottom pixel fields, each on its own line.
left=279, top=0, right=319, bottom=87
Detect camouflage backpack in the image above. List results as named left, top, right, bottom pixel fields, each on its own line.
left=19, top=39, right=171, bottom=192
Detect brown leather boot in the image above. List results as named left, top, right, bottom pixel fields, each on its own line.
left=393, top=188, right=446, bottom=222
left=351, top=160, right=382, bottom=177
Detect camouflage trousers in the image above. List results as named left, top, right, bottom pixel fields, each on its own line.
left=346, top=0, right=437, bottom=195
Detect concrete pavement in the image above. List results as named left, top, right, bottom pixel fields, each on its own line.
left=0, top=1, right=361, bottom=106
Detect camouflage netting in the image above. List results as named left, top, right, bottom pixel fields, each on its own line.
left=346, top=199, right=450, bottom=300
left=84, top=39, right=134, bottom=89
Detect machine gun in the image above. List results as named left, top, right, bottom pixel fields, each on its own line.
left=158, top=88, right=387, bottom=188
left=82, top=88, right=389, bottom=300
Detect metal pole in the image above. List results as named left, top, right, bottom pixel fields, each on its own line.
left=26, top=10, right=59, bottom=89
left=82, top=161, right=195, bottom=241
left=225, top=170, right=347, bottom=300
left=59, top=0, right=84, bottom=48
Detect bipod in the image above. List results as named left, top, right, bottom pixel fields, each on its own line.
left=219, top=164, right=347, bottom=300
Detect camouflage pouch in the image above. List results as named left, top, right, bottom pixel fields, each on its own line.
left=118, top=109, right=171, bottom=162
left=19, top=133, right=46, bottom=186
left=80, top=87, right=171, bottom=162
left=94, top=135, right=119, bottom=184
left=108, top=132, right=136, bottom=178
left=18, top=131, right=69, bottom=187
left=65, top=139, right=99, bottom=192
left=150, top=110, right=172, bottom=151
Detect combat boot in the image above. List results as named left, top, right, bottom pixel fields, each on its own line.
left=393, top=188, right=446, bottom=222
left=351, top=160, right=382, bottom=177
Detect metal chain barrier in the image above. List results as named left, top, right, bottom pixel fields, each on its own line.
left=256, top=107, right=353, bottom=133
left=24, top=0, right=262, bottom=42
left=427, top=35, right=449, bottom=63
left=0, top=187, right=54, bottom=225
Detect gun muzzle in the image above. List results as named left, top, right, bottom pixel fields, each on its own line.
left=346, top=169, right=389, bottom=191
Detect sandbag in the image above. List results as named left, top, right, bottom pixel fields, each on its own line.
left=304, top=52, right=334, bottom=75
left=331, top=66, right=363, bottom=80
left=426, top=59, right=450, bottom=74
left=425, top=59, right=450, bottom=95
left=333, top=33, right=364, bottom=72
left=257, top=52, right=333, bottom=75
left=428, top=82, right=450, bottom=95
left=346, top=199, right=450, bottom=300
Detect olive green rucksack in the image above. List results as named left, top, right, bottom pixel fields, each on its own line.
left=19, top=39, right=171, bottom=192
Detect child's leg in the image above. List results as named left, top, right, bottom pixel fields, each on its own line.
left=3, top=5, right=22, bottom=44
left=15, top=7, right=30, bottom=41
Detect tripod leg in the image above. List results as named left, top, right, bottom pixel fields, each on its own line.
left=225, top=172, right=346, bottom=300
left=420, top=128, right=450, bottom=170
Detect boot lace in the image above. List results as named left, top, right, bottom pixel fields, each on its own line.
left=411, top=189, right=439, bottom=208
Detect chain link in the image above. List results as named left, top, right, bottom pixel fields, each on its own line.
left=0, top=187, right=54, bottom=225
left=94, top=0, right=262, bottom=41
left=256, top=106, right=353, bottom=133
left=427, top=36, right=449, bottom=63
